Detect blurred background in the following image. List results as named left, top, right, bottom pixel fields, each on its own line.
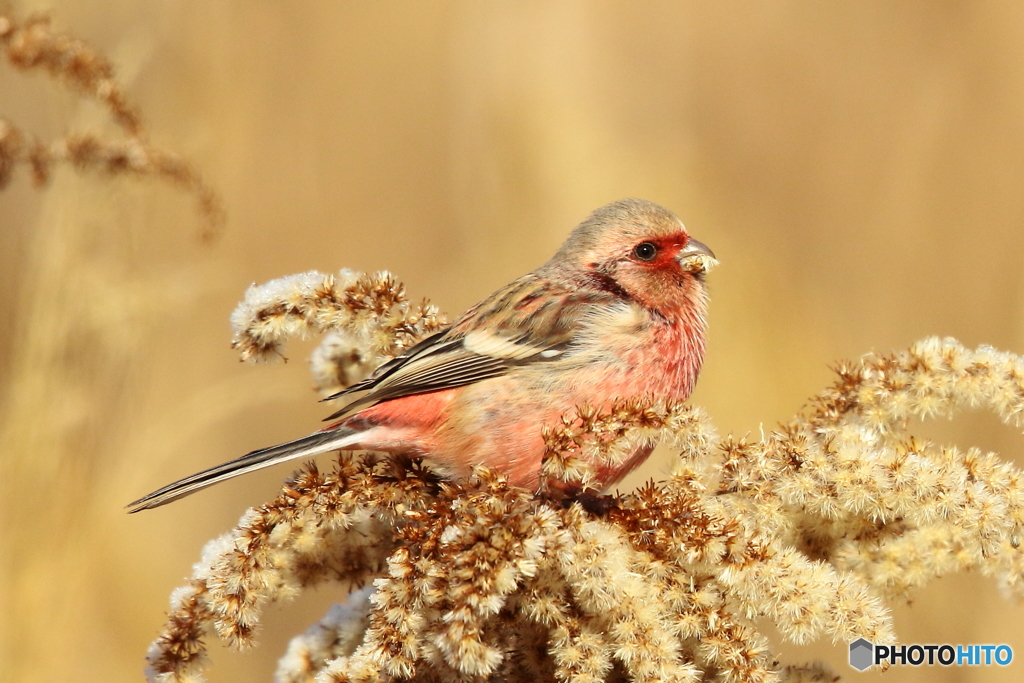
left=3, top=1, right=1024, bottom=681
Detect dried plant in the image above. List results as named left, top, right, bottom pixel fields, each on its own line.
left=228, top=269, right=448, bottom=395
left=142, top=269, right=1024, bottom=683
left=0, top=10, right=224, bottom=235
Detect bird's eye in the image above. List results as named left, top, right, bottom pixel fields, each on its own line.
left=633, top=242, right=658, bottom=261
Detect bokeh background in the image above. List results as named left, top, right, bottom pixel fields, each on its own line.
left=3, top=2, right=1024, bottom=681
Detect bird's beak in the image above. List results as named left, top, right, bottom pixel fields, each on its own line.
left=677, top=238, right=717, bottom=273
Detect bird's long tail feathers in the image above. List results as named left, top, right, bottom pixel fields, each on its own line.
left=127, top=428, right=362, bottom=512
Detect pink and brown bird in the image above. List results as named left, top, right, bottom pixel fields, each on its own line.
left=129, top=198, right=715, bottom=511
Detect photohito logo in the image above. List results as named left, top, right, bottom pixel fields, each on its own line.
left=849, top=639, right=1013, bottom=671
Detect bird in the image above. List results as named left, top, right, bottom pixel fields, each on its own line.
left=128, top=198, right=715, bottom=512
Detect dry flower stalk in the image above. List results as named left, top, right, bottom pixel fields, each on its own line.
left=146, top=270, right=1024, bottom=683
left=0, top=11, right=224, bottom=235
left=229, top=269, right=448, bottom=396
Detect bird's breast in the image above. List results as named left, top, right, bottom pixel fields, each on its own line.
left=566, top=301, right=705, bottom=400
left=389, top=301, right=705, bottom=489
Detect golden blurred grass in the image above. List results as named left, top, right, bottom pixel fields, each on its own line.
left=3, top=2, right=1024, bottom=682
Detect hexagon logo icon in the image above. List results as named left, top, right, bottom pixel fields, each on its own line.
left=849, top=638, right=874, bottom=671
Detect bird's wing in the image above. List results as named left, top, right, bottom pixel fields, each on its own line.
left=324, top=274, right=609, bottom=419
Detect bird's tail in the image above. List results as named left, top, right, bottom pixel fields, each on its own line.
left=127, top=428, right=362, bottom=512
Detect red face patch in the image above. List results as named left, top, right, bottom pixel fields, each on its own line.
left=632, top=231, right=689, bottom=271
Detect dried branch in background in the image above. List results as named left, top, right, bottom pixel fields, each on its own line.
left=0, top=11, right=141, bottom=132
left=145, top=270, right=1024, bottom=683
left=0, top=11, right=224, bottom=236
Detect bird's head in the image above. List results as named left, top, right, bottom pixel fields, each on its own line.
left=550, top=198, right=716, bottom=317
